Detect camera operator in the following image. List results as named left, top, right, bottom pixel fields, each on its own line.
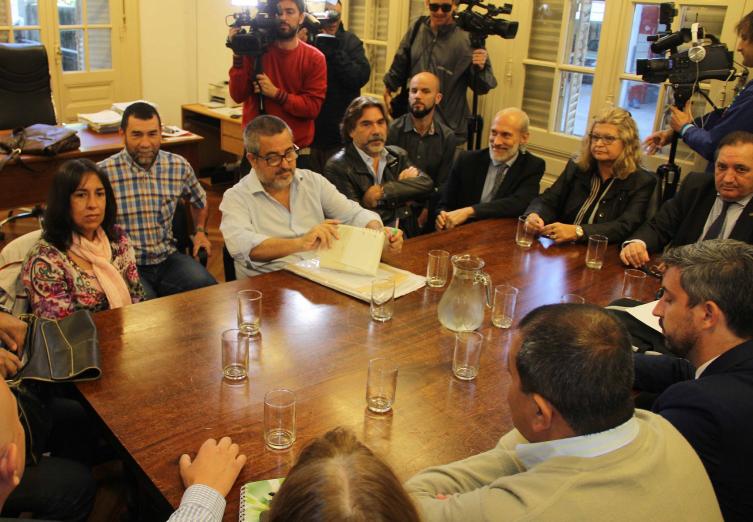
left=644, top=10, right=753, bottom=170
left=301, top=1, right=371, bottom=173
left=228, top=0, right=327, bottom=170
left=383, top=0, right=497, bottom=140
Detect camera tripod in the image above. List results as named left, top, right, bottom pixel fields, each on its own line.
left=466, top=35, right=488, bottom=150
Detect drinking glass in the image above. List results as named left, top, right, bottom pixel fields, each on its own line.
left=366, top=358, right=398, bottom=413
left=370, top=278, right=395, bottom=322
left=585, top=234, right=608, bottom=269
left=237, top=290, right=262, bottom=336
left=221, top=329, right=248, bottom=381
left=622, top=269, right=647, bottom=299
left=492, top=284, right=518, bottom=329
left=453, top=331, right=484, bottom=381
left=426, top=250, right=450, bottom=288
left=515, top=216, right=534, bottom=248
left=264, top=389, right=296, bottom=450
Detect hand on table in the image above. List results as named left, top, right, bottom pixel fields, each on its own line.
left=524, top=213, right=545, bottom=234
left=620, top=242, right=650, bottom=268
left=540, top=223, right=578, bottom=244
left=179, top=437, right=247, bottom=498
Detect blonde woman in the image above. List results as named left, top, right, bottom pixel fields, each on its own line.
left=525, top=108, right=657, bottom=244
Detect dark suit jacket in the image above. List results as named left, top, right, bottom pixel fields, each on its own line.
left=629, top=171, right=753, bottom=252
left=525, top=160, right=658, bottom=244
left=634, top=340, right=753, bottom=521
left=437, top=148, right=545, bottom=219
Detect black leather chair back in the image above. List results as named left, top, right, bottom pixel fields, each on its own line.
left=0, top=43, right=56, bottom=129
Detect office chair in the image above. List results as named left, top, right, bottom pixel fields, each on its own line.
left=0, top=43, right=56, bottom=129
left=172, top=198, right=208, bottom=266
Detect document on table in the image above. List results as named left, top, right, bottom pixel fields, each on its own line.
left=285, top=258, right=425, bottom=302
left=318, top=224, right=384, bottom=276
left=624, top=300, right=662, bottom=332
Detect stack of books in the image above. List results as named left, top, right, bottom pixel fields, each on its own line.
left=77, top=110, right=121, bottom=133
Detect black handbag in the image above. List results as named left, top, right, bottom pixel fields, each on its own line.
left=389, top=17, right=427, bottom=119
left=9, top=310, right=101, bottom=384
left=0, top=124, right=81, bottom=172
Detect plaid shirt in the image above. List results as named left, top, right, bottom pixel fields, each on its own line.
left=99, top=149, right=206, bottom=266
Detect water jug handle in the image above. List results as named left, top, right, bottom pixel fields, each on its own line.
left=475, top=271, right=493, bottom=308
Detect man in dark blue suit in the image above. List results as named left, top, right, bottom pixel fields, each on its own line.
left=634, top=239, right=753, bottom=521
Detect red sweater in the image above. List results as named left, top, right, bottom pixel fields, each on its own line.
left=228, top=42, right=327, bottom=148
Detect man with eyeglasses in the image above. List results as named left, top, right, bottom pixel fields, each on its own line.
left=633, top=239, right=753, bottom=521
left=228, top=0, right=327, bottom=169
left=620, top=131, right=753, bottom=268
left=383, top=0, right=497, bottom=140
left=220, top=115, right=403, bottom=278
left=643, top=10, right=753, bottom=170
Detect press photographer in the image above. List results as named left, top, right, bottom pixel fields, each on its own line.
left=298, top=1, right=371, bottom=173
left=383, top=0, right=499, bottom=141
left=228, top=0, right=326, bottom=167
left=643, top=6, right=753, bottom=173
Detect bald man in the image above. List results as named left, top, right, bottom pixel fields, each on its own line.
left=436, top=108, right=545, bottom=230
left=387, top=72, right=459, bottom=231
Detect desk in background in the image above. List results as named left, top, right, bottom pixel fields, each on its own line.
left=0, top=124, right=203, bottom=209
left=181, top=104, right=243, bottom=172
left=76, top=219, right=660, bottom=521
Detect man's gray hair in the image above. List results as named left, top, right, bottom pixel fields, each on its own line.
left=494, top=108, right=530, bottom=152
left=662, top=239, right=753, bottom=339
left=243, top=115, right=293, bottom=155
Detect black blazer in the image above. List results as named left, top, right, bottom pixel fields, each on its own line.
left=437, top=148, right=545, bottom=219
left=630, top=171, right=753, bottom=252
left=525, top=160, right=658, bottom=244
left=634, top=340, right=753, bottom=521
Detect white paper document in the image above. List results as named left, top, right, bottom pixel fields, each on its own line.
left=624, top=300, right=662, bottom=333
left=317, top=225, right=384, bottom=276
left=285, top=258, right=425, bottom=302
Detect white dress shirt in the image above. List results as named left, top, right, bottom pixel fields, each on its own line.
left=480, top=151, right=518, bottom=203
left=219, top=168, right=381, bottom=278
left=515, top=416, right=639, bottom=470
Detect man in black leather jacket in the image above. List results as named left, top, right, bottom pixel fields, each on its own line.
left=324, top=96, right=434, bottom=237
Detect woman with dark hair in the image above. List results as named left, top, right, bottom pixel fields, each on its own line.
left=22, top=159, right=143, bottom=319
left=524, top=107, right=657, bottom=244
left=267, top=427, right=420, bottom=522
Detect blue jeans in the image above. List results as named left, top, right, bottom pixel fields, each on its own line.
left=138, top=252, right=217, bottom=299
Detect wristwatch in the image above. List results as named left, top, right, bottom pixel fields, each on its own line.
left=575, top=225, right=584, bottom=240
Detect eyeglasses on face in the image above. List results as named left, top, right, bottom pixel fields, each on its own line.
left=428, top=3, right=453, bottom=13
left=256, top=145, right=299, bottom=167
left=589, top=133, right=620, bottom=145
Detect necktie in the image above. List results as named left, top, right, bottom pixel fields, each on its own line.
left=704, top=200, right=734, bottom=240
left=490, top=164, right=509, bottom=197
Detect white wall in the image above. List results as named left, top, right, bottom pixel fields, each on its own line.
left=138, top=0, right=235, bottom=125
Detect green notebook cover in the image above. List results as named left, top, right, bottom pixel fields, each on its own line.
left=238, top=478, right=284, bottom=522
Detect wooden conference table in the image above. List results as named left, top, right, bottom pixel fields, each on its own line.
left=0, top=124, right=202, bottom=209
left=76, top=219, right=660, bottom=520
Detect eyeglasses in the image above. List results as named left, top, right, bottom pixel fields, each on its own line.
left=255, top=146, right=299, bottom=167
left=589, top=133, right=620, bottom=145
left=428, top=3, right=453, bottom=13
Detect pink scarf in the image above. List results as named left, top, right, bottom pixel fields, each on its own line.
left=69, top=228, right=132, bottom=309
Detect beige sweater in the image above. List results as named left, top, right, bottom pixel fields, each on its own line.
left=405, top=410, right=721, bottom=521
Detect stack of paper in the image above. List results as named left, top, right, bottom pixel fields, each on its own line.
left=111, top=100, right=158, bottom=114
left=318, top=225, right=384, bottom=276
left=285, top=259, right=426, bottom=303
left=77, top=110, right=121, bottom=133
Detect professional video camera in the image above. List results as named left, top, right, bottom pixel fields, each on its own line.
left=635, top=2, right=741, bottom=204
left=453, top=0, right=518, bottom=150
left=300, top=9, right=341, bottom=54
left=454, top=0, right=519, bottom=49
left=636, top=2, right=735, bottom=108
left=225, top=1, right=279, bottom=57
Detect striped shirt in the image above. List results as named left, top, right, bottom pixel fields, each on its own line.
left=99, top=149, right=207, bottom=266
left=167, top=484, right=225, bottom=522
